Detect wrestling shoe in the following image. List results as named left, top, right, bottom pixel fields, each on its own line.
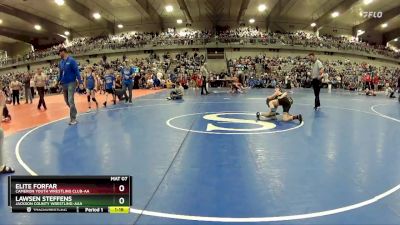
left=298, top=114, right=303, bottom=123
left=68, top=119, right=78, bottom=125
left=256, top=112, right=260, bottom=120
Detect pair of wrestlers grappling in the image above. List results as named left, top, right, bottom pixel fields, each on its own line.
left=256, top=86, right=303, bottom=123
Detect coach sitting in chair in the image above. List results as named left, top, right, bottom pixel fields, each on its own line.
left=167, top=82, right=184, bottom=100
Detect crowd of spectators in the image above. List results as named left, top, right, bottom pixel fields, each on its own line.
left=1, top=27, right=399, bottom=67
left=1, top=51, right=399, bottom=113
left=226, top=55, right=400, bottom=93
left=0, top=51, right=208, bottom=99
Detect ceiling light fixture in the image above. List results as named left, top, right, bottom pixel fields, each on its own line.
left=64, top=31, right=70, bottom=36
left=381, top=23, right=388, bottom=28
left=93, top=12, right=101, bottom=19
left=34, top=24, right=42, bottom=30
left=331, top=11, right=339, bottom=18
left=54, top=0, right=64, bottom=6
left=394, top=38, right=398, bottom=42
left=357, top=29, right=365, bottom=36
left=258, top=4, right=267, bottom=12
left=165, top=5, right=173, bottom=12
left=0, top=19, right=2, bottom=24
left=363, top=0, right=373, bottom=5
left=177, top=19, right=183, bottom=24
left=118, top=24, right=123, bottom=28
left=249, top=18, right=255, bottom=23
left=311, top=22, right=316, bottom=27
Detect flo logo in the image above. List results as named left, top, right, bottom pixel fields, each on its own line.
left=362, top=11, right=383, bottom=18
left=166, top=112, right=303, bottom=135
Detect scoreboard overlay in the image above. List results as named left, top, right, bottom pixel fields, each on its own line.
left=8, top=176, right=132, bottom=213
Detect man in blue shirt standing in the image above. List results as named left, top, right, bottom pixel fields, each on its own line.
left=58, top=48, right=83, bottom=125
left=120, top=61, right=134, bottom=104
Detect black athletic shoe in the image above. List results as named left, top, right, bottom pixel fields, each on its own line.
left=103, top=102, right=107, bottom=107
left=298, top=114, right=303, bottom=123
left=113, top=100, right=116, bottom=105
left=256, top=112, right=260, bottom=120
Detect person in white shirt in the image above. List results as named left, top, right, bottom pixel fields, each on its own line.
left=30, top=79, right=35, bottom=98
left=308, top=52, right=324, bottom=110
left=200, top=63, right=209, bottom=95
left=9, top=78, right=22, bottom=105
left=34, top=68, right=48, bottom=110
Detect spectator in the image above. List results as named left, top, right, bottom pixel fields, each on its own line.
left=167, top=82, right=184, bottom=100
left=9, top=77, right=22, bottom=105
left=34, top=68, right=48, bottom=110
left=0, top=91, right=15, bottom=174
left=30, top=78, right=35, bottom=98
left=23, top=72, right=33, bottom=104
left=58, top=48, right=83, bottom=125
left=120, top=61, right=134, bottom=104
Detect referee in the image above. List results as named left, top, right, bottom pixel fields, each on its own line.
left=308, top=53, right=324, bottom=110
left=200, top=63, right=210, bottom=95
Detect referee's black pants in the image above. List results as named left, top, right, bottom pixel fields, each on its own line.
left=201, top=76, right=209, bottom=95
left=312, top=78, right=321, bottom=108
left=12, top=90, right=20, bottom=105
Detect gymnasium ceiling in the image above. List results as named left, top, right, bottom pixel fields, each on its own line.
left=0, top=0, right=399, bottom=47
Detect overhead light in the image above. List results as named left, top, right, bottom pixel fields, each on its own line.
left=177, top=19, right=183, bottom=24
left=249, top=18, right=255, bottom=23
left=0, top=19, right=2, bottom=24
left=54, top=0, right=64, bottom=6
left=165, top=5, right=173, bottom=12
left=394, top=38, right=398, bottom=42
left=258, top=4, right=267, bottom=12
left=363, top=0, right=373, bottom=5
left=118, top=24, right=123, bottom=28
left=311, top=22, right=316, bottom=27
left=93, top=12, right=101, bottom=19
left=331, top=11, right=339, bottom=18
left=34, top=24, right=41, bottom=30
left=381, top=23, right=388, bottom=28
left=357, top=29, right=365, bottom=36
left=359, top=11, right=363, bottom=16
left=64, top=31, right=70, bottom=36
